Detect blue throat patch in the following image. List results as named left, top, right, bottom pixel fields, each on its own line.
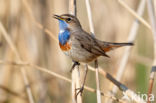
left=58, top=20, right=70, bottom=45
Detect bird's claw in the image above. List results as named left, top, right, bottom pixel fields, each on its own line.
left=70, top=62, right=80, bottom=72
left=75, top=86, right=84, bottom=98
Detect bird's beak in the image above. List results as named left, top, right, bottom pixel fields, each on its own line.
left=53, top=14, right=64, bottom=21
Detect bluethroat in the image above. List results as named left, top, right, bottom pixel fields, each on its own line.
left=54, top=14, right=133, bottom=96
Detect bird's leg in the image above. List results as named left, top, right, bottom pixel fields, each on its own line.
left=70, top=61, right=80, bottom=72
left=75, top=64, right=88, bottom=97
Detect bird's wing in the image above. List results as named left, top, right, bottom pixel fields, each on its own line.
left=72, top=31, right=133, bottom=57
left=73, top=31, right=110, bottom=57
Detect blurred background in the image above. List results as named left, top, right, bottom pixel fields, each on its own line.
left=0, top=0, right=155, bottom=103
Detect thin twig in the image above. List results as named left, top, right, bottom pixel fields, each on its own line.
left=85, top=0, right=101, bottom=103
left=117, top=0, right=151, bottom=30
left=146, top=0, right=156, bottom=103
left=95, top=60, right=102, bottom=103
left=85, top=0, right=94, bottom=34
left=0, top=22, right=35, bottom=103
left=69, top=0, right=77, bottom=16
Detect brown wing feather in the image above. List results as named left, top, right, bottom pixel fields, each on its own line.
left=73, top=31, right=109, bottom=57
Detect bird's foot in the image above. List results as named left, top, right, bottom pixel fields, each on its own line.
left=70, top=61, right=80, bottom=72
left=75, top=86, right=84, bottom=98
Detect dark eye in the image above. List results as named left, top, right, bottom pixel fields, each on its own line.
left=66, top=18, right=71, bottom=22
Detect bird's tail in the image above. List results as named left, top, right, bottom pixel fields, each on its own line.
left=102, top=42, right=134, bottom=52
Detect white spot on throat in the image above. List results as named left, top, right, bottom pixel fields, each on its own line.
left=59, top=29, right=65, bottom=34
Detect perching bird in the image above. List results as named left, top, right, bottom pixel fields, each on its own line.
left=54, top=14, right=133, bottom=96
left=54, top=14, right=133, bottom=69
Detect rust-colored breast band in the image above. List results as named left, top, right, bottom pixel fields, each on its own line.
left=59, top=42, right=71, bottom=51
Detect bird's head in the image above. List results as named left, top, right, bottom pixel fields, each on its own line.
left=54, top=14, right=82, bottom=31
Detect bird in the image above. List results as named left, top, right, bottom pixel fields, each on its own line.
left=54, top=14, right=133, bottom=67
left=54, top=14, right=133, bottom=96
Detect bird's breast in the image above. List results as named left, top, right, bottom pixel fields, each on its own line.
left=59, top=42, right=71, bottom=51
